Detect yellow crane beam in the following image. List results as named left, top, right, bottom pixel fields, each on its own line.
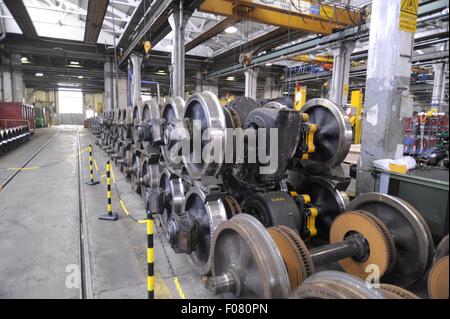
left=293, top=54, right=334, bottom=63
left=224, top=0, right=362, bottom=26
left=199, top=0, right=334, bottom=34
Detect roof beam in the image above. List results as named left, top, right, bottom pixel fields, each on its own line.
left=3, top=0, right=38, bottom=39
left=84, top=0, right=110, bottom=43
left=199, top=0, right=334, bottom=34
left=118, top=0, right=204, bottom=66
left=185, top=17, right=241, bottom=52
left=2, top=34, right=111, bottom=62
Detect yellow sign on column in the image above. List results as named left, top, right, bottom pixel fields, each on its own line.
left=399, top=0, right=418, bottom=33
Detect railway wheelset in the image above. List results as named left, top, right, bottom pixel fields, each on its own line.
left=93, top=92, right=439, bottom=299
left=0, top=126, right=31, bottom=155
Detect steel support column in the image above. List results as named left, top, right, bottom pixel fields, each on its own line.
left=329, top=41, right=355, bottom=108
left=357, top=0, right=414, bottom=194
left=171, top=1, right=190, bottom=98
left=244, top=67, right=259, bottom=99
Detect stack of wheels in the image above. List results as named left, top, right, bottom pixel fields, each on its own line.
left=290, top=271, right=419, bottom=299
left=206, top=193, right=434, bottom=299
left=91, top=92, right=436, bottom=300
left=0, top=126, right=30, bottom=155
left=428, top=235, right=449, bottom=299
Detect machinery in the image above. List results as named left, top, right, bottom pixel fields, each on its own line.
left=93, top=91, right=436, bottom=299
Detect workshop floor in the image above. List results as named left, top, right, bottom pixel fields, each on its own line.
left=0, top=126, right=214, bottom=299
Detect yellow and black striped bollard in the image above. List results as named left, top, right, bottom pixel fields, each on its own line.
left=147, top=210, right=155, bottom=299
left=99, top=161, right=118, bottom=221
left=85, top=144, right=100, bottom=186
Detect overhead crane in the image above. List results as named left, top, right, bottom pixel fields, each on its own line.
left=199, top=0, right=363, bottom=34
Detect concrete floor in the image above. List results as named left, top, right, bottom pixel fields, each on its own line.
left=0, top=126, right=214, bottom=299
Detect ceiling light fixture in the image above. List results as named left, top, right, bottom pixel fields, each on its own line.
left=35, top=73, right=44, bottom=77
left=225, top=26, right=238, bottom=34
left=78, top=76, right=84, bottom=79
left=70, top=61, right=80, bottom=65
left=226, top=76, right=235, bottom=81
left=265, top=63, right=273, bottom=66
left=21, top=57, right=29, bottom=63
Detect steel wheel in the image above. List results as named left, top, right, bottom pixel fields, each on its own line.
left=301, top=98, right=352, bottom=172
left=183, top=187, right=228, bottom=275
left=348, top=193, right=434, bottom=287
left=182, top=92, right=227, bottom=179
left=161, top=97, right=186, bottom=165
left=290, top=271, right=385, bottom=299
left=211, top=214, right=290, bottom=299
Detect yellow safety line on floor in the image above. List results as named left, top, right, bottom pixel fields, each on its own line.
left=173, top=277, right=186, bottom=299
left=0, top=147, right=89, bottom=171
left=93, top=158, right=99, bottom=173
left=6, top=167, right=39, bottom=171
left=89, top=146, right=187, bottom=300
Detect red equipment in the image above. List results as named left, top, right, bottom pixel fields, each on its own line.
left=0, top=102, right=35, bottom=131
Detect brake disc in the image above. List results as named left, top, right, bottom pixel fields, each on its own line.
left=268, top=225, right=314, bottom=289
left=428, top=255, right=449, bottom=299
left=211, top=214, right=290, bottom=298
left=222, top=195, right=241, bottom=219
left=377, top=284, right=420, bottom=299
left=182, top=92, right=227, bottom=179
left=289, top=271, right=385, bottom=299
left=348, top=193, right=434, bottom=287
left=296, top=176, right=350, bottom=243
left=183, top=187, right=228, bottom=275
left=330, top=211, right=396, bottom=280
left=301, top=98, right=352, bottom=172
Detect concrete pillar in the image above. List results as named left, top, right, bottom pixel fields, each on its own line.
left=2, top=57, right=13, bottom=102
left=329, top=41, right=355, bottom=108
left=10, top=54, right=24, bottom=103
left=357, top=0, right=414, bottom=194
left=170, top=1, right=189, bottom=98
left=244, top=67, right=259, bottom=99
left=130, top=54, right=143, bottom=106
left=117, top=77, right=128, bottom=109
left=104, top=60, right=114, bottom=112
left=432, top=62, right=446, bottom=111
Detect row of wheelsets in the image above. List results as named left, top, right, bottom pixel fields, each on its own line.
left=92, top=92, right=448, bottom=299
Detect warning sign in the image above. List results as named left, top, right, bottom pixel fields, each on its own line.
left=401, top=0, right=418, bottom=15
left=399, top=0, right=419, bottom=33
